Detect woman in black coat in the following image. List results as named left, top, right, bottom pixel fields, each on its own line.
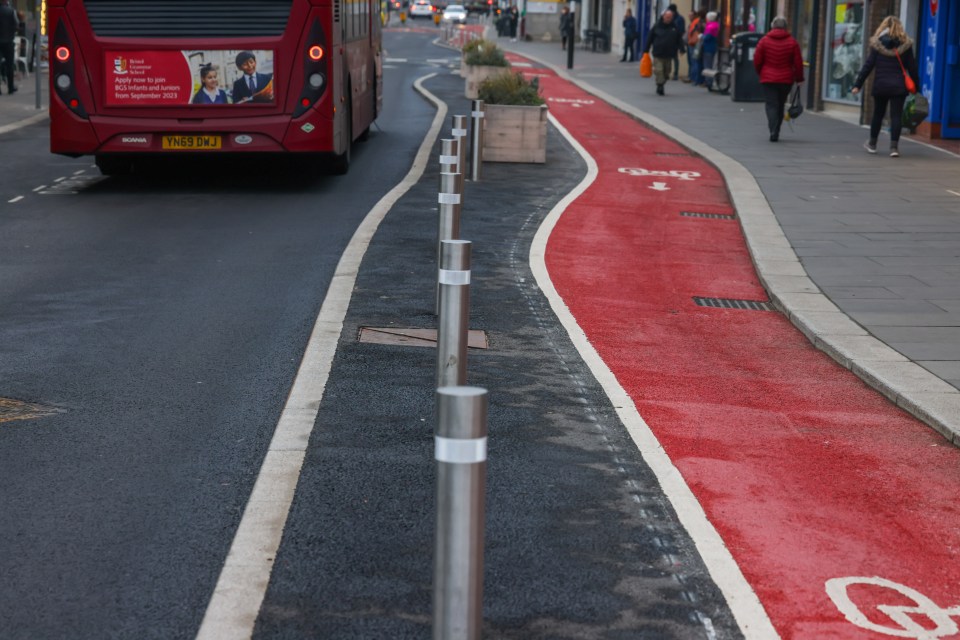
left=852, top=16, right=920, bottom=157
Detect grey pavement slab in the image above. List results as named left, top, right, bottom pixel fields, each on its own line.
left=498, top=38, right=960, bottom=443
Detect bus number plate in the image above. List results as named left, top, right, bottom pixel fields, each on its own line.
left=162, top=135, right=222, bottom=150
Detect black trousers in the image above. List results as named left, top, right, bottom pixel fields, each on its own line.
left=621, top=36, right=636, bottom=61
left=870, top=94, right=907, bottom=143
left=0, top=41, right=14, bottom=93
left=762, top=82, right=792, bottom=135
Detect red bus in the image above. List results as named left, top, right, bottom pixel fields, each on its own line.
left=48, top=0, right=382, bottom=175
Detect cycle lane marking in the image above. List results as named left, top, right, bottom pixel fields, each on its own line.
left=519, top=56, right=960, bottom=638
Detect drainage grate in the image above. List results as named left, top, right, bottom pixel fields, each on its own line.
left=680, top=211, right=737, bottom=220
left=693, top=297, right=775, bottom=311
left=0, top=397, right=63, bottom=424
left=358, top=327, right=488, bottom=349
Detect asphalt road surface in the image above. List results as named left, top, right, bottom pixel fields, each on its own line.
left=0, top=34, right=437, bottom=639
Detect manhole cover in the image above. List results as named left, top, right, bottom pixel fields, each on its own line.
left=0, top=397, right=63, bottom=424
left=358, top=327, right=488, bottom=349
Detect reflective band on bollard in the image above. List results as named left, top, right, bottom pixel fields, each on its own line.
left=436, top=240, right=470, bottom=389
left=434, top=386, right=488, bottom=640
left=469, top=100, right=485, bottom=182
left=440, top=138, right=459, bottom=177
left=452, top=115, right=468, bottom=196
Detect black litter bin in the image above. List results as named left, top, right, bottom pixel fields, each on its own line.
left=730, top=32, right=764, bottom=102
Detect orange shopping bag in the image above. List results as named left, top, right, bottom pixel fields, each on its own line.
left=639, top=52, right=652, bottom=78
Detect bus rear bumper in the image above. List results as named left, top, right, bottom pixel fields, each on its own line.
left=51, top=111, right=335, bottom=156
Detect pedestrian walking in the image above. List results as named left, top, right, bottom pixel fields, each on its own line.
left=667, top=4, right=685, bottom=80
left=753, top=16, right=804, bottom=142
left=700, top=11, right=720, bottom=89
left=508, top=5, right=519, bottom=41
left=685, top=9, right=704, bottom=83
left=0, top=0, right=19, bottom=95
left=620, top=9, right=637, bottom=62
left=559, top=6, right=573, bottom=50
left=852, top=16, right=920, bottom=157
left=642, top=9, right=685, bottom=96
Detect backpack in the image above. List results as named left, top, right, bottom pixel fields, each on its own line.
left=687, top=18, right=702, bottom=47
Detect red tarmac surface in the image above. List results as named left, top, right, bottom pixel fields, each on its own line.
left=514, top=53, right=960, bottom=638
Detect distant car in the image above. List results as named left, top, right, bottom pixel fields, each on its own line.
left=442, top=4, right=468, bottom=23
left=409, top=0, right=435, bottom=17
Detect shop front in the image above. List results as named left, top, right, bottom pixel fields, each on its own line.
left=918, top=0, right=960, bottom=138
left=824, top=0, right=867, bottom=102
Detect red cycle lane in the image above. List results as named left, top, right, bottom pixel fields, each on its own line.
left=512, top=55, right=960, bottom=639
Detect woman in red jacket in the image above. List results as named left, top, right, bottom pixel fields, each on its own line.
left=753, top=16, right=805, bottom=141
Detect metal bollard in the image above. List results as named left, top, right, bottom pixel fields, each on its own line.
left=439, top=138, right=459, bottom=184
left=469, top=100, right=484, bottom=182
left=434, top=386, right=488, bottom=640
left=436, top=240, right=470, bottom=388
left=436, top=173, right=462, bottom=315
left=451, top=115, right=468, bottom=195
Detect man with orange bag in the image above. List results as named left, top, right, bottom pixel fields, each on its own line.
left=642, top=9, right=685, bottom=96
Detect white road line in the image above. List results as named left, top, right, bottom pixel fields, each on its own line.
left=0, top=112, right=48, bottom=136
left=947, top=189, right=960, bottom=198
left=195, top=73, right=449, bottom=640
left=7, top=196, right=24, bottom=203
left=529, top=112, right=779, bottom=640
left=33, top=185, right=46, bottom=192
left=53, top=176, right=66, bottom=183
left=385, top=57, right=408, bottom=62
left=73, top=170, right=86, bottom=176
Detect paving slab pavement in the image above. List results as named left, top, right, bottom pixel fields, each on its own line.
left=497, top=37, right=960, bottom=445
left=0, top=69, right=47, bottom=133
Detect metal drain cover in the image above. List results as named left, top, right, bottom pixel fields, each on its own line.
left=680, top=211, right=736, bottom=220
left=0, top=397, right=63, bottom=424
left=693, top=297, right=775, bottom=311
left=358, top=327, right=488, bottom=349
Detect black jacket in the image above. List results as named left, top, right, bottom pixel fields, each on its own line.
left=0, top=4, right=18, bottom=43
left=854, top=34, right=920, bottom=97
left=644, top=19, right=685, bottom=58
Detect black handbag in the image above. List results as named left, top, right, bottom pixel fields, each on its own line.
left=786, top=83, right=803, bottom=120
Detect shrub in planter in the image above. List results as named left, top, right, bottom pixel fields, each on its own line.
left=463, top=43, right=510, bottom=99
left=477, top=71, right=545, bottom=106
left=478, top=73, right=548, bottom=163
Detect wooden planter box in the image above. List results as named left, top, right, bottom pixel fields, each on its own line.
left=482, top=104, right=548, bottom=164
left=464, top=64, right=509, bottom=99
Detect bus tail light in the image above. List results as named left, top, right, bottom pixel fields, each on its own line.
left=293, top=19, right=328, bottom=118
left=52, top=21, right=87, bottom=119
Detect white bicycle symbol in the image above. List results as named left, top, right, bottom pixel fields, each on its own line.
left=826, top=577, right=960, bottom=639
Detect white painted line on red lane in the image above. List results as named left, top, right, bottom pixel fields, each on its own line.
left=195, top=73, right=449, bottom=640
left=529, top=112, right=779, bottom=640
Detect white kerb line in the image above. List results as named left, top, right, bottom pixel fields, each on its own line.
left=195, top=73, right=449, bottom=640
left=530, top=111, right=779, bottom=639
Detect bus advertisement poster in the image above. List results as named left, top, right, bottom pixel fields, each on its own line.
left=104, top=49, right=276, bottom=107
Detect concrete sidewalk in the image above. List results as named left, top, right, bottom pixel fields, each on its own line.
left=500, top=39, right=960, bottom=445
left=0, top=69, right=47, bottom=133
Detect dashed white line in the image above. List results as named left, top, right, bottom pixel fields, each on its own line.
left=8, top=195, right=24, bottom=203
left=33, top=185, right=46, bottom=191
left=947, top=189, right=960, bottom=198
left=53, top=176, right=66, bottom=183
left=73, top=170, right=86, bottom=176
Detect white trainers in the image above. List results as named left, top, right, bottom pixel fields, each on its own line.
left=890, top=147, right=900, bottom=157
